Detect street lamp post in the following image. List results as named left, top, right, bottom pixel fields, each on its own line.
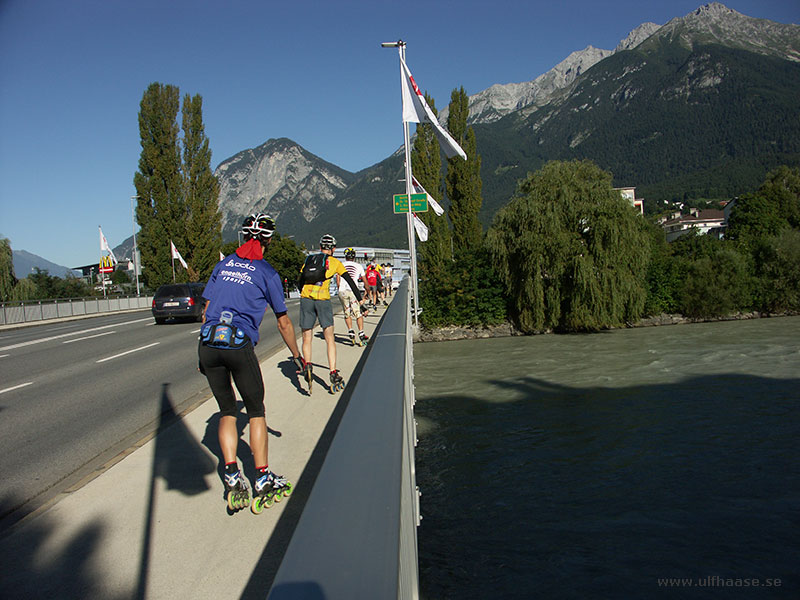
left=130, top=195, right=141, bottom=296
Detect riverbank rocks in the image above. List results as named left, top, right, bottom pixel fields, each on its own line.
left=414, top=322, right=525, bottom=343
left=414, top=311, right=798, bottom=343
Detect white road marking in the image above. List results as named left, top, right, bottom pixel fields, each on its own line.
left=0, top=317, right=152, bottom=351
left=62, top=331, right=116, bottom=344
left=0, top=381, right=34, bottom=395
left=96, top=342, right=160, bottom=363
left=0, top=354, right=9, bottom=358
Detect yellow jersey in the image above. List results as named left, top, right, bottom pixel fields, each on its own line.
left=300, top=254, right=346, bottom=301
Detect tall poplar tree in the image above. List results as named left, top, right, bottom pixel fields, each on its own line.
left=445, top=86, right=483, bottom=253
left=182, top=93, right=221, bottom=282
left=411, top=93, right=449, bottom=272
left=0, top=237, right=16, bottom=301
left=133, top=84, right=221, bottom=287
left=134, top=83, right=183, bottom=287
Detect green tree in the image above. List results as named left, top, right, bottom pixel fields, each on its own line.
left=411, top=93, right=449, bottom=273
left=727, top=166, right=800, bottom=252
left=11, top=277, right=37, bottom=302
left=0, top=237, right=16, bottom=301
left=134, top=83, right=183, bottom=288
left=182, top=93, right=222, bottom=282
left=678, top=247, right=752, bottom=318
left=487, top=160, right=651, bottom=333
left=643, top=223, right=682, bottom=315
left=263, top=233, right=306, bottom=289
left=446, top=87, right=483, bottom=253
left=753, top=229, right=800, bottom=312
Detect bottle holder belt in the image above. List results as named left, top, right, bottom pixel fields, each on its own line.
left=201, top=323, right=249, bottom=349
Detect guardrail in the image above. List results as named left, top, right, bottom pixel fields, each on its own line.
left=268, top=278, right=420, bottom=599
left=0, top=296, right=154, bottom=326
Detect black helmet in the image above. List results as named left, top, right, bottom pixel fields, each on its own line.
left=242, top=213, right=275, bottom=241
left=320, top=234, right=336, bottom=250
left=344, top=247, right=356, bottom=260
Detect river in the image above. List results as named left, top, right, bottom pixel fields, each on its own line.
left=413, top=316, right=799, bottom=598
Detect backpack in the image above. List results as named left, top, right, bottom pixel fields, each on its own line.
left=298, top=253, right=328, bottom=287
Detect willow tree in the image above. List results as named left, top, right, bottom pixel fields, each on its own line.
left=487, top=160, right=650, bottom=333
left=411, top=93, right=449, bottom=272
left=446, top=87, right=483, bottom=253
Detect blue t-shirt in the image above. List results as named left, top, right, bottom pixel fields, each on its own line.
left=202, top=254, right=287, bottom=344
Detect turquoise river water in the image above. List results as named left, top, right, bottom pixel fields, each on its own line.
left=413, top=316, right=799, bottom=599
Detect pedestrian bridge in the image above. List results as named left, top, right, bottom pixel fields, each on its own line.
left=268, top=277, right=420, bottom=599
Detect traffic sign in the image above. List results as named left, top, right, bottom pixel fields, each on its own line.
left=393, top=193, right=428, bottom=213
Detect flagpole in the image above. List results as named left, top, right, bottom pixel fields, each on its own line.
left=384, top=39, right=420, bottom=329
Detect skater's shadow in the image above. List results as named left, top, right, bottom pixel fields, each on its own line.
left=278, top=357, right=307, bottom=396
left=201, top=405, right=283, bottom=501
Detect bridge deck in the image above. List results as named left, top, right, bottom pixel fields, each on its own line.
left=0, top=308, right=385, bottom=598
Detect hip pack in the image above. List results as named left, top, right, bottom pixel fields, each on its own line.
left=201, top=311, right=249, bottom=349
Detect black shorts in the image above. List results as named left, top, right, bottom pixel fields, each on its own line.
left=198, top=341, right=264, bottom=418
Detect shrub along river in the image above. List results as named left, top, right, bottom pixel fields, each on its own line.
left=414, top=316, right=799, bottom=598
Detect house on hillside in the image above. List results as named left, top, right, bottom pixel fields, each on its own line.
left=660, top=208, right=726, bottom=242
left=615, top=187, right=644, bottom=215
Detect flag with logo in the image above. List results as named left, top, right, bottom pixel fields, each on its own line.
left=170, top=240, right=188, bottom=269
left=411, top=175, right=444, bottom=216
left=99, top=226, right=117, bottom=264
left=400, top=58, right=467, bottom=160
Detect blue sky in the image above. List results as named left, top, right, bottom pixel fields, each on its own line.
left=1, top=0, right=798, bottom=269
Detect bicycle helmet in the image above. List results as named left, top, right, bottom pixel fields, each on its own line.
left=344, top=247, right=356, bottom=261
left=320, top=234, right=336, bottom=250
left=241, top=213, right=275, bottom=241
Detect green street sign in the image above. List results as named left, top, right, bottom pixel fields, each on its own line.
left=393, top=193, right=428, bottom=213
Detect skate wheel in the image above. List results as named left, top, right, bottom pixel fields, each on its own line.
left=227, top=491, right=237, bottom=511
left=251, top=497, right=264, bottom=514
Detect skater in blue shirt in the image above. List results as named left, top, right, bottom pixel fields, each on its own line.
left=199, top=213, right=304, bottom=513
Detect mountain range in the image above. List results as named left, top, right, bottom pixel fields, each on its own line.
left=14, top=3, right=800, bottom=275
left=210, top=2, right=800, bottom=251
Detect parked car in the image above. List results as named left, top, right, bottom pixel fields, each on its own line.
left=151, top=282, right=205, bottom=324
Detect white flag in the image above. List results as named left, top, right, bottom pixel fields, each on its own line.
left=412, top=214, right=429, bottom=242
left=170, top=240, right=188, bottom=269
left=400, top=58, right=467, bottom=160
left=219, top=251, right=225, bottom=261
left=411, top=175, right=444, bottom=216
left=99, top=226, right=117, bottom=264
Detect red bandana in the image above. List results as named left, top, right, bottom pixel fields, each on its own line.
left=235, top=238, right=263, bottom=260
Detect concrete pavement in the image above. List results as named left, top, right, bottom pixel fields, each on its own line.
left=0, top=306, right=385, bottom=599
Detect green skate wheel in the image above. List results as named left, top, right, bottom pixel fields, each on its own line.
left=227, top=491, right=237, bottom=511
left=251, top=496, right=264, bottom=514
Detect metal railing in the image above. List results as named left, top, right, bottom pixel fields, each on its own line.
left=0, top=295, right=154, bottom=326
left=268, top=278, right=420, bottom=599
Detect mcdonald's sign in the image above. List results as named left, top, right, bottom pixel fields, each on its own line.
left=99, top=255, right=114, bottom=274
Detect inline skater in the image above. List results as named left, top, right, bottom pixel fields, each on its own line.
left=336, top=247, right=369, bottom=346
left=297, top=234, right=364, bottom=393
left=198, top=213, right=304, bottom=513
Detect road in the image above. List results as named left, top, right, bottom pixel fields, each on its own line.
left=0, top=301, right=301, bottom=531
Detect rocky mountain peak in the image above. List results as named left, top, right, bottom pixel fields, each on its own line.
left=214, top=138, right=354, bottom=240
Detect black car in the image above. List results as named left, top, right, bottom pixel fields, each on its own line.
left=151, top=283, right=205, bottom=324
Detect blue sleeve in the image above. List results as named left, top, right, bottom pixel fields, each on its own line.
left=265, top=270, right=287, bottom=314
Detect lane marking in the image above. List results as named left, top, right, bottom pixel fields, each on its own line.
left=63, top=331, right=116, bottom=344
left=96, top=342, right=160, bottom=363
left=0, top=381, right=34, bottom=395
left=0, top=354, right=9, bottom=358
left=0, top=317, right=152, bottom=351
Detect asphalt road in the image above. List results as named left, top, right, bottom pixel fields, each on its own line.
left=0, top=301, right=302, bottom=531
